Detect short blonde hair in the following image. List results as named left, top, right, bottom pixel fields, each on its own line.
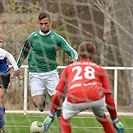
left=78, top=41, right=96, bottom=60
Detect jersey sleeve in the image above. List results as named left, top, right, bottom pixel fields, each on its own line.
left=56, top=34, right=78, bottom=60
left=5, top=52, right=19, bottom=70
left=17, top=38, right=32, bottom=68
left=101, top=68, right=112, bottom=93
left=0, top=48, right=19, bottom=70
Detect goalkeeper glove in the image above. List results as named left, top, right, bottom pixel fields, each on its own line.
left=112, top=118, right=124, bottom=133
left=44, top=111, right=55, bottom=131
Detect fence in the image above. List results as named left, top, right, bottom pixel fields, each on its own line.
left=5, top=65, right=133, bottom=116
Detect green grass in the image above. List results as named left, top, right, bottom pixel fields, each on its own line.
left=4, top=114, right=133, bottom=133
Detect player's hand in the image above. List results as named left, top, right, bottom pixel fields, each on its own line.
left=44, top=111, right=55, bottom=131
left=13, top=69, right=20, bottom=78
left=7, top=66, right=13, bottom=71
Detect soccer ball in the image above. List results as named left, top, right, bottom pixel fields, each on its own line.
left=30, top=121, right=44, bottom=133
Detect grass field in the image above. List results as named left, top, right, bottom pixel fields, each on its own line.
left=4, top=113, right=133, bottom=133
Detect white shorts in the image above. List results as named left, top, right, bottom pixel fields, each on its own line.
left=29, top=69, right=59, bottom=97
left=62, top=97, right=106, bottom=120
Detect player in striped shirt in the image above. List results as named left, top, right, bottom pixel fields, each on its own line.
left=17, top=12, right=78, bottom=121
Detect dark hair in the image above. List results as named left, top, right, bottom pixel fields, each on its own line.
left=78, top=41, right=96, bottom=60
left=38, top=12, right=50, bottom=20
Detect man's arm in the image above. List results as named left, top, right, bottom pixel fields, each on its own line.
left=57, top=35, right=78, bottom=61
left=5, top=51, right=20, bottom=78
left=101, top=68, right=124, bottom=132
left=17, top=39, right=31, bottom=68
left=5, top=52, right=19, bottom=71
left=51, top=68, right=67, bottom=112
left=62, top=43, right=78, bottom=61
left=101, top=69, right=112, bottom=94
left=44, top=68, right=68, bottom=131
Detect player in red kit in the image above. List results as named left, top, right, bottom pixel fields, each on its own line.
left=44, top=41, right=124, bottom=133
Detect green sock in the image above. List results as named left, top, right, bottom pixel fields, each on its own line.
left=56, top=108, right=61, bottom=121
left=42, top=93, right=46, bottom=104
left=56, top=93, right=66, bottom=121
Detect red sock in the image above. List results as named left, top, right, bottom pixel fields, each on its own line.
left=106, top=93, right=117, bottom=119
left=96, top=114, right=116, bottom=133
left=60, top=114, right=71, bottom=133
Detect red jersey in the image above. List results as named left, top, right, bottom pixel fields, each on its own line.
left=56, top=59, right=111, bottom=103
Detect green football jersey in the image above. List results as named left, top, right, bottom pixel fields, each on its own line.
left=17, top=30, right=78, bottom=72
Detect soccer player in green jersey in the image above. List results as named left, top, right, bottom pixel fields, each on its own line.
left=17, top=12, right=78, bottom=116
